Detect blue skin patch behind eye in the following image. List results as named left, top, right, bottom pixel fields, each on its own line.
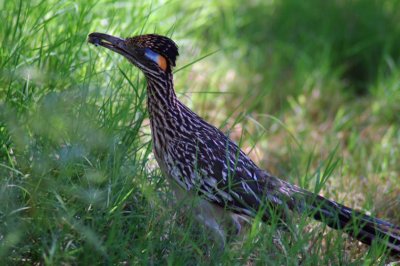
left=144, top=48, right=160, bottom=63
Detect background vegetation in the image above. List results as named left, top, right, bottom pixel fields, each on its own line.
left=1, top=0, right=399, bottom=264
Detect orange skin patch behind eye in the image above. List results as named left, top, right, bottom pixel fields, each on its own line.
left=157, top=55, right=167, bottom=71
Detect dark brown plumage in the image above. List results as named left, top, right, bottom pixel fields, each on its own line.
left=88, top=32, right=400, bottom=255
left=126, top=34, right=179, bottom=67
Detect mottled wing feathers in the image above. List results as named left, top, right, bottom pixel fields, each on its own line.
left=162, top=109, right=295, bottom=219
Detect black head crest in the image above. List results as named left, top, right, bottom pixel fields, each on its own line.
left=127, top=34, right=179, bottom=67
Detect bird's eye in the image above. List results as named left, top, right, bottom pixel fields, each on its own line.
left=144, top=48, right=167, bottom=71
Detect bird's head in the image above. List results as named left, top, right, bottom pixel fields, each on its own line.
left=88, top=32, right=179, bottom=74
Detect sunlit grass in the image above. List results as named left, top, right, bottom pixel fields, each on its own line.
left=1, top=0, right=399, bottom=264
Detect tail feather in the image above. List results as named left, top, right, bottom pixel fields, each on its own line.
left=300, top=190, right=400, bottom=255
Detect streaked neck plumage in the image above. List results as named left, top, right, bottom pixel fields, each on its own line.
left=145, top=71, right=180, bottom=159
left=146, top=71, right=177, bottom=118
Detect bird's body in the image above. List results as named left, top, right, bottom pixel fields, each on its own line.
left=88, top=32, right=400, bottom=255
left=145, top=69, right=295, bottom=237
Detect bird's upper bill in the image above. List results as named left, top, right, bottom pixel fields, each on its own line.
left=88, top=32, right=179, bottom=72
left=88, top=32, right=125, bottom=51
left=88, top=32, right=132, bottom=63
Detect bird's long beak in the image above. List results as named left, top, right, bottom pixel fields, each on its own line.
left=88, top=32, right=128, bottom=56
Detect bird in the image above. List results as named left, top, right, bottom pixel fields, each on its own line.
left=87, top=32, right=400, bottom=255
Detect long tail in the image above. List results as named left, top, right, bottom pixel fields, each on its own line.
left=299, top=189, right=400, bottom=255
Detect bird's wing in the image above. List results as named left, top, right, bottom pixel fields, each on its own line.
left=166, top=128, right=298, bottom=219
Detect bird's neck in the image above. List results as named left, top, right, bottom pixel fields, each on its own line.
left=145, top=72, right=180, bottom=159
left=145, top=71, right=177, bottom=119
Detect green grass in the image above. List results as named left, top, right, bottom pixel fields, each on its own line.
left=1, top=0, right=400, bottom=264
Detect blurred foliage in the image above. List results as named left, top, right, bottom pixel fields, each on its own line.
left=168, top=0, right=400, bottom=114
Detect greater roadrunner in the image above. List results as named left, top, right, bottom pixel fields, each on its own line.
left=88, top=32, right=400, bottom=254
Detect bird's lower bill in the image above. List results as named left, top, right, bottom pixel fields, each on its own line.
left=88, top=32, right=125, bottom=50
